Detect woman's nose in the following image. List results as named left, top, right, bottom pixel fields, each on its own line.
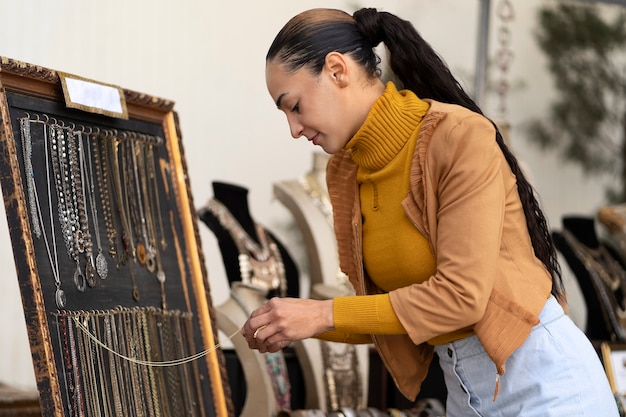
left=287, top=117, right=303, bottom=139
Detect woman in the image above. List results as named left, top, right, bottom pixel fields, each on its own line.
left=242, top=7, right=618, bottom=416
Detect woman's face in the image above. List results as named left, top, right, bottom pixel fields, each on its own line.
left=265, top=56, right=366, bottom=154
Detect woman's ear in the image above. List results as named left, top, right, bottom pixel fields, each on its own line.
left=324, top=52, right=349, bottom=88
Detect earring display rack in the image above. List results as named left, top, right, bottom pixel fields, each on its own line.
left=0, top=57, right=233, bottom=417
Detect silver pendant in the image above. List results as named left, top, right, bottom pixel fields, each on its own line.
left=85, top=257, right=97, bottom=288
left=96, top=252, right=108, bottom=279
left=74, top=266, right=86, bottom=292
left=55, top=288, right=66, bottom=309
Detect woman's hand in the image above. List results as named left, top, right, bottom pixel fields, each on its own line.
left=242, top=297, right=334, bottom=353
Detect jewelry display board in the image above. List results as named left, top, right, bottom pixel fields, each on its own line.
left=0, top=57, right=232, bottom=417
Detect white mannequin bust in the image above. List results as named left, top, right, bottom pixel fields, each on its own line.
left=215, top=282, right=279, bottom=417
left=273, top=152, right=370, bottom=411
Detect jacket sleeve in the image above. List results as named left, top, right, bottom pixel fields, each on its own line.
left=390, top=113, right=504, bottom=345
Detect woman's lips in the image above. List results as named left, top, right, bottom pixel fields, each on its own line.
left=310, top=133, right=319, bottom=145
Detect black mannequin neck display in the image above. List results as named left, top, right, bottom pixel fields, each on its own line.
left=198, top=181, right=299, bottom=298
left=553, top=215, right=625, bottom=341
left=562, top=216, right=600, bottom=249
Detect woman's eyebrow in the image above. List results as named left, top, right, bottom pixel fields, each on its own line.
left=275, top=92, right=288, bottom=109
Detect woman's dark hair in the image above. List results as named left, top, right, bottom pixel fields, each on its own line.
left=267, top=8, right=564, bottom=300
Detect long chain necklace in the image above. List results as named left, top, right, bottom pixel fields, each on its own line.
left=109, top=135, right=140, bottom=301
left=146, top=142, right=167, bottom=251
left=205, top=198, right=286, bottom=296
left=20, top=116, right=41, bottom=238
left=109, top=135, right=134, bottom=266
left=72, top=130, right=96, bottom=288
left=82, top=134, right=108, bottom=279
left=92, top=132, right=118, bottom=259
left=22, top=118, right=66, bottom=308
left=129, top=138, right=152, bottom=270
left=561, top=229, right=626, bottom=292
left=143, top=141, right=166, bottom=283
left=49, top=124, right=87, bottom=292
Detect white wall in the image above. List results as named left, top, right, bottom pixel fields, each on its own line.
left=0, top=0, right=618, bottom=389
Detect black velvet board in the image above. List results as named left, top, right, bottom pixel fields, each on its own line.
left=0, top=83, right=230, bottom=417
left=5, top=93, right=184, bottom=309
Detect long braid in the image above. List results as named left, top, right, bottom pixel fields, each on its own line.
left=355, top=8, right=564, bottom=300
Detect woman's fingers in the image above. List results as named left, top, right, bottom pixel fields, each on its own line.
left=242, top=297, right=334, bottom=350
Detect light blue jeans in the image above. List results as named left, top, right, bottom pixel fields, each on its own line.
left=434, top=296, right=619, bottom=417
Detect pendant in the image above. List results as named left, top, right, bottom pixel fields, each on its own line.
left=55, top=288, right=67, bottom=309
left=136, top=242, right=147, bottom=265
left=74, top=265, right=86, bottom=292
left=132, top=287, right=140, bottom=302
left=145, top=245, right=156, bottom=273
left=85, top=256, right=97, bottom=288
left=96, top=251, right=108, bottom=279
left=156, top=269, right=166, bottom=283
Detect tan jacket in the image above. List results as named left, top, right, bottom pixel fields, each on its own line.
left=326, top=99, right=552, bottom=401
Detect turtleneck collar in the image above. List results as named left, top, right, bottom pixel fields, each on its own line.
left=345, top=82, right=430, bottom=170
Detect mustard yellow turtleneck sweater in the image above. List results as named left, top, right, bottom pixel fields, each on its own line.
left=325, top=83, right=473, bottom=345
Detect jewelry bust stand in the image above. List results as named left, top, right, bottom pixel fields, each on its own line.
left=198, top=181, right=320, bottom=412
left=214, top=282, right=280, bottom=417
left=273, top=153, right=348, bottom=296
left=273, top=153, right=370, bottom=411
left=553, top=216, right=626, bottom=342
left=199, top=181, right=299, bottom=299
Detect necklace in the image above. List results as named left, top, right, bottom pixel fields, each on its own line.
left=300, top=171, right=333, bottom=225
left=109, top=135, right=140, bottom=301
left=109, top=135, right=134, bottom=267
left=205, top=198, right=286, bottom=296
left=320, top=341, right=362, bottom=411
left=144, top=141, right=167, bottom=283
left=82, top=134, right=108, bottom=279
left=92, top=132, right=118, bottom=259
left=146, top=141, right=167, bottom=251
left=300, top=169, right=351, bottom=288
left=561, top=229, right=626, bottom=292
left=562, top=230, right=626, bottom=341
left=73, top=130, right=96, bottom=287
left=20, top=116, right=41, bottom=238
left=49, top=124, right=87, bottom=292
left=23, top=119, right=66, bottom=308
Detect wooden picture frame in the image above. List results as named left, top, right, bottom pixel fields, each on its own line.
left=0, top=57, right=233, bottom=417
left=601, top=341, right=626, bottom=395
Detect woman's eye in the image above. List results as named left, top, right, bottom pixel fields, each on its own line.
left=291, top=103, right=300, bottom=113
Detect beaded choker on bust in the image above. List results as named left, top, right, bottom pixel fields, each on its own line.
left=204, top=198, right=287, bottom=297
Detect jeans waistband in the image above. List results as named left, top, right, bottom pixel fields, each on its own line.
left=436, top=295, right=562, bottom=361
